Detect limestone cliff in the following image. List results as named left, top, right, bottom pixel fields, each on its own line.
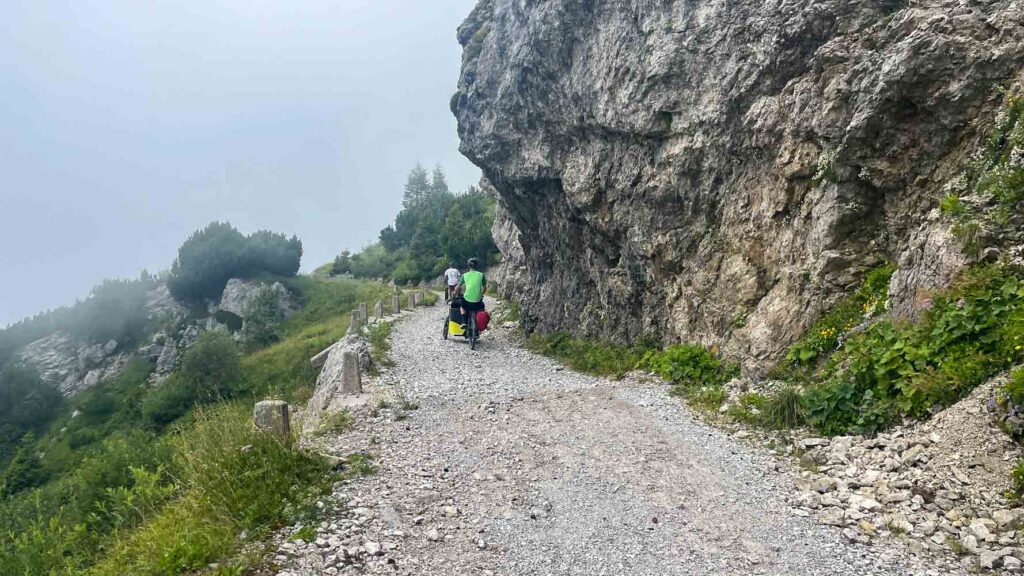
left=452, top=0, right=1024, bottom=374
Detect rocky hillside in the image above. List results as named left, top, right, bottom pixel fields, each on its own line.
left=452, top=0, right=1024, bottom=374
left=17, top=278, right=295, bottom=396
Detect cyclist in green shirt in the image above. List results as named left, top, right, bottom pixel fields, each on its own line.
left=457, top=257, right=486, bottom=326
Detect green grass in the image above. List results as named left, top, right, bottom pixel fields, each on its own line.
left=525, top=332, right=654, bottom=378
left=86, top=405, right=333, bottom=576
left=366, top=321, right=394, bottom=369
left=0, top=276, right=389, bottom=576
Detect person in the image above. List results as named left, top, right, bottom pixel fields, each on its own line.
left=458, top=257, right=486, bottom=329
left=443, top=262, right=461, bottom=302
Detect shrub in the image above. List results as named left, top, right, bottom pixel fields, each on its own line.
left=141, top=375, right=196, bottom=427
left=684, top=385, right=728, bottom=412
left=178, top=331, right=242, bottom=401
left=168, top=222, right=302, bottom=303
left=0, top=365, right=61, bottom=432
left=1012, top=458, right=1024, bottom=501
left=67, top=278, right=153, bottom=345
left=645, top=344, right=738, bottom=388
left=943, top=95, right=1024, bottom=255
left=241, top=286, right=284, bottom=350
left=726, top=393, right=767, bottom=424
left=366, top=322, right=393, bottom=368
left=143, top=332, right=242, bottom=426
left=1008, top=367, right=1024, bottom=407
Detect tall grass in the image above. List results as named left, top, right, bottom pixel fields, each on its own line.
left=0, top=276, right=390, bottom=576
left=88, top=404, right=332, bottom=576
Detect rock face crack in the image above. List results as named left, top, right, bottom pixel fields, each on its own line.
left=452, top=0, right=1024, bottom=374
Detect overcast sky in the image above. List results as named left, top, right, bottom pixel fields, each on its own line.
left=0, top=0, right=480, bottom=327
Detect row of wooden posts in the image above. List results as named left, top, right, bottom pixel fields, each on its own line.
left=254, top=288, right=432, bottom=439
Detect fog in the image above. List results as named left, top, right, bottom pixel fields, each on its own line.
left=0, top=0, right=480, bottom=326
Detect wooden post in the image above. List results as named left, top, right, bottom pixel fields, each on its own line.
left=374, top=300, right=383, bottom=321
left=349, top=309, right=361, bottom=332
left=358, top=302, right=368, bottom=323
left=391, top=294, right=401, bottom=315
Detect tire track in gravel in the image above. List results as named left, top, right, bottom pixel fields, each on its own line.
left=285, top=302, right=957, bottom=576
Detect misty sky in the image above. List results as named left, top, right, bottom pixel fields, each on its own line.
left=0, top=0, right=480, bottom=327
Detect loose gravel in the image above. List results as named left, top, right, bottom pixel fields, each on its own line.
left=275, top=301, right=961, bottom=576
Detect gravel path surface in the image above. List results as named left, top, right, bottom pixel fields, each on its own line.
left=279, top=302, right=959, bottom=576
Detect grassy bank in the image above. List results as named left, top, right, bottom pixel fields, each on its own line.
left=0, top=276, right=395, bottom=576
left=524, top=262, right=1024, bottom=437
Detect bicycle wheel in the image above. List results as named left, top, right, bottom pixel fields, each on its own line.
left=469, top=312, right=477, bottom=350
left=442, top=316, right=449, bottom=340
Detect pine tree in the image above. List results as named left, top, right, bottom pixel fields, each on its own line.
left=430, top=164, right=449, bottom=196
left=403, top=164, right=431, bottom=208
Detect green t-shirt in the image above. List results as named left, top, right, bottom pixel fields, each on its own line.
left=459, top=270, right=486, bottom=303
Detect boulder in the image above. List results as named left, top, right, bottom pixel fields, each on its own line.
left=216, top=279, right=296, bottom=320
left=303, top=334, right=371, bottom=433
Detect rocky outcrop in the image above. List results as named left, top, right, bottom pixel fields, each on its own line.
left=216, top=279, right=296, bottom=320
left=303, top=334, right=372, bottom=434
left=20, top=332, right=128, bottom=395
left=453, top=0, right=1024, bottom=373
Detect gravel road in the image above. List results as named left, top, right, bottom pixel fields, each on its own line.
left=279, top=302, right=956, bottom=576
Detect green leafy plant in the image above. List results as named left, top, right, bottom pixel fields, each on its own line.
left=644, top=344, right=738, bottom=389
left=367, top=321, right=394, bottom=368
left=784, top=264, right=894, bottom=368
left=800, top=264, right=1024, bottom=435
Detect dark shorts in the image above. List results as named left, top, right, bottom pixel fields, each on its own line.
left=462, top=300, right=485, bottom=315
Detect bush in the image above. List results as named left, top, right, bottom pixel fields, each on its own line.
left=1008, top=367, right=1024, bottom=407
left=801, top=264, right=1024, bottom=435
left=1012, top=458, right=1024, bottom=501
left=168, top=222, right=302, bottom=303
left=0, top=365, right=61, bottom=432
left=241, top=286, right=284, bottom=350
left=645, top=344, right=738, bottom=388
left=143, top=332, right=242, bottom=426
left=784, top=264, right=894, bottom=368
left=366, top=322, right=393, bottom=368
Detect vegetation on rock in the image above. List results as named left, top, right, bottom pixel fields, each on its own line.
left=167, top=222, right=302, bottom=304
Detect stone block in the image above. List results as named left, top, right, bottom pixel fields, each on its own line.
left=341, top=350, right=362, bottom=394
left=253, top=400, right=290, bottom=440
